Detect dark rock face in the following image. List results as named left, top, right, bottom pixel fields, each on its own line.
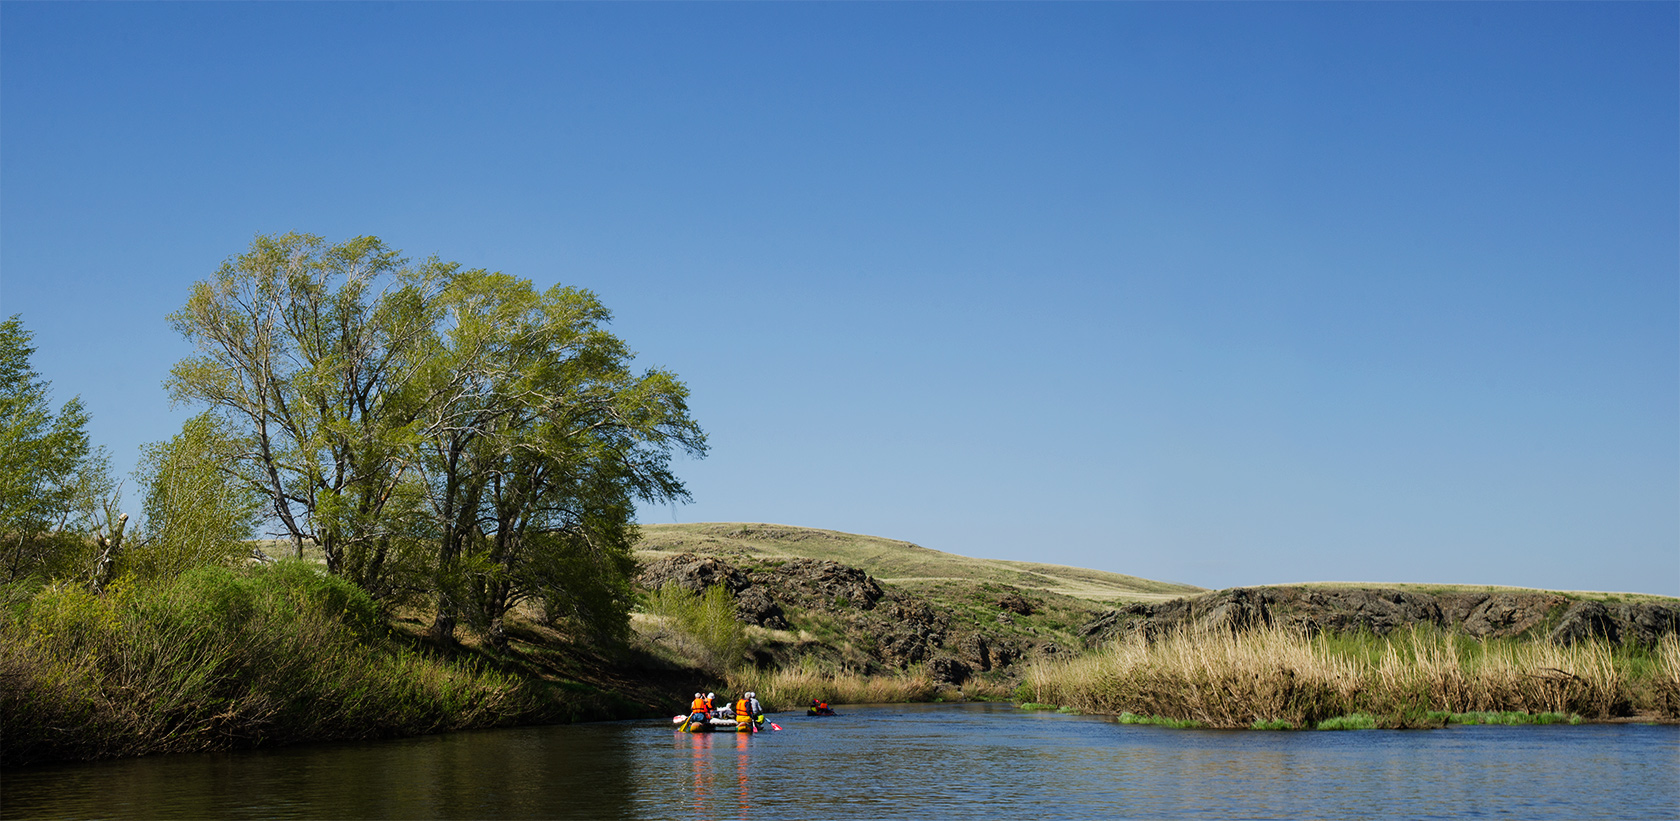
left=1080, top=586, right=1672, bottom=647
left=638, top=555, right=750, bottom=595
left=770, top=559, right=885, bottom=611
left=1193, top=588, right=1274, bottom=632
left=1550, top=601, right=1621, bottom=644
left=734, top=587, right=788, bottom=630
left=928, top=656, right=972, bottom=685
left=1446, top=593, right=1567, bottom=638
left=637, top=553, right=1063, bottom=679
left=998, top=592, right=1036, bottom=616
left=1618, top=603, right=1680, bottom=645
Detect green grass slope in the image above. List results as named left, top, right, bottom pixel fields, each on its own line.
left=634, top=522, right=1204, bottom=604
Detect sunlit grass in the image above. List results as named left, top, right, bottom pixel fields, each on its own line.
left=1023, top=624, right=1672, bottom=729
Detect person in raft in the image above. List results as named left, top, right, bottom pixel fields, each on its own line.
left=705, top=692, right=718, bottom=717
left=685, top=693, right=710, bottom=731
left=808, top=699, right=836, bottom=716
left=745, top=691, right=765, bottom=728
left=734, top=693, right=755, bottom=732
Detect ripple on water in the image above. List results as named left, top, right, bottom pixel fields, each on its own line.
left=3, top=703, right=1675, bottom=820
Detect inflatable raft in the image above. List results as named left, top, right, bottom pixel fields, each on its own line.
left=672, top=714, right=767, bottom=733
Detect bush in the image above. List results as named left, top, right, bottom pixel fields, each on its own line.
left=643, top=584, right=748, bottom=673
left=0, top=561, right=532, bottom=766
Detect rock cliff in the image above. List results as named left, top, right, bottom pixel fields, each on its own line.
left=1078, top=586, right=1678, bottom=647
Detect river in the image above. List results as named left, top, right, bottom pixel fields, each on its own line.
left=4, top=703, right=1675, bottom=819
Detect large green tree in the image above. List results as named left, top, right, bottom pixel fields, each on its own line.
left=169, top=234, right=706, bottom=645
left=0, top=316, right=116, bottom=582
left=423, top=272, right=705, bottom=646
left=167, top=233, right=449, bottom=596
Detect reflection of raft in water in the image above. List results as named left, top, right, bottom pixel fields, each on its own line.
left=672, top=715, right=766, bottom=733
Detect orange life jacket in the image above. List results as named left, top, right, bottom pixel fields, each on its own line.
left=691, top=697, right=708, bottom=712
left=735, top=698, right=750, bottom=717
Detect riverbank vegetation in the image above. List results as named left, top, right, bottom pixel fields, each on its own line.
left=1021, top=625, right=1680, bottom=729
left=2, top=234, right=711, bottom=766
left=631, top=582, right=1008, bottom=709
left=1, top=562, right=535, bottom=766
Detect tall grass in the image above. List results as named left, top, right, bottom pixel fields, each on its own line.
left=1022, top=625, right=1673, bottom=728
left=0, top=561, right=540, bottom=766
left=1654, top=633, right=1680, bottom=716
left=727, top=656, right=940, bottom=710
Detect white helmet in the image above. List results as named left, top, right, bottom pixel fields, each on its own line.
left=746, top=692, right=755, bottom=699
left=707, top=692, right=715, bottom=699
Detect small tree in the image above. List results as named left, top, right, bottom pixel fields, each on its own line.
left=645, top=584, right=749, bottom=673
left=128, top=414, right=263, bottom=580
left=0, top=316, right=115, bottom=583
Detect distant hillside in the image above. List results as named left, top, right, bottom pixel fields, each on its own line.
left=633, top=522, right=1203, bottom=604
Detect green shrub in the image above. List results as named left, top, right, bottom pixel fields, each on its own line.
left=1117, top=712, right=1205, bottom=729
left=0, top=562, right=533, bottom=766
left=1316, top=714, right=1377, bottom=731
left=643, top=583, right=748, bottom=673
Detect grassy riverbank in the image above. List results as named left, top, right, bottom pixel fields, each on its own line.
left=1021, top=625, right=1680, bottom=729
left=0, top=561, right=682, bottom=767
left=722, top=656, right=1014, bottom=709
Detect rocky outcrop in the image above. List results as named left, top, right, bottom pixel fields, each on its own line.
left=637, top=554, right=1054, bottom=684
left=1619, top=602, right=1680, bottom=645
left=997, top=592, right=1036, bottom=616
left=1550, top=601, right=1679, bottom=645
left=639, top=555, right=750, bottom=595
left=1080, top=586, right=1672, bottom=647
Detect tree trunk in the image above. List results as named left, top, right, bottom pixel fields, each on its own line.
left=431, top=595, right=457, bottom=644
left=89, top=513, right=129, bottom=595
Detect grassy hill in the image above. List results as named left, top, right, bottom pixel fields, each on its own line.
left=633, top=522, right=1204, bottom=604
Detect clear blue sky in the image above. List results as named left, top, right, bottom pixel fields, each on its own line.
left=4, top=3, right=1675, bottom=595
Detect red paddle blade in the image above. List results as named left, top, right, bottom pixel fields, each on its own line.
left=770, top=723, right=782, bottom=731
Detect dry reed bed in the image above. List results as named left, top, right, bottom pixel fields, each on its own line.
left=727, top=658, right=941, bottom=710
left=1023, top=626, right=1680, bottom=728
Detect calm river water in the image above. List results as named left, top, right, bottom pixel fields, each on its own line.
left=4, top=703, right=1675, bottom=820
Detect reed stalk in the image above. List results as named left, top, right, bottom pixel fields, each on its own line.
left=1022, top=624, right=1670, bottom=728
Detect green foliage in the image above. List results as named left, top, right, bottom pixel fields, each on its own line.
left=1251, top=718, right=1299, bottom=730
left=167, top=234, right=706, bottom=648
left=1315, top=714, right=1377, bottom=730
left=1427, top=710, right=1580, bottom=726
left=167, top=233, right=452, bottom=592
left=1117, top=712, right=1205, bottom=729
left=644, top=584, right=748, bottom=673
left=528, top=529, right=638, bottom=644
left=0, top=316, right=114, bottom=583
left=424, top=272, right=705, bottom=647
left=129, top=414, right=263, bottom=580
left=0, top=561, right=533, bottom=766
